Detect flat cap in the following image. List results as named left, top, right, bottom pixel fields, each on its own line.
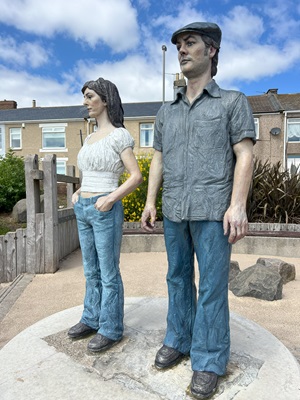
left=171, top=22, right=222, bottom=49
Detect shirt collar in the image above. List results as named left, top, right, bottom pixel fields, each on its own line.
left=171, top=79, right=221, bottom=104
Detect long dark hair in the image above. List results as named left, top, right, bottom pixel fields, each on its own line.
left=81, top=78, right=125, bottom=128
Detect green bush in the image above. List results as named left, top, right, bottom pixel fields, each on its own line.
left=247, top=158, right=300, bottom=224
left=120, top=153, right=162, bottom=222
left=0, top=150, right=26, bottom=212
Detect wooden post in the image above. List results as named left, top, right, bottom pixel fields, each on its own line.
left=16, top=228, right=27, bottom=276
left=66, top=165, right=76, bottom=208
left=25, top=154, right=42, bottom=274
left=4, top=232, right=16, bottom=282
left=0, top=236, right=5, bottom=283
left=43, top=154, right=59, bottom=273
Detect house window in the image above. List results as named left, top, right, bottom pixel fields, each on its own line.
left=0, top=126, right=4, bottom=156
left=42, top=126, right=66, bottom=149
left=140, top=123, right=154, bottom=147
left=10, top=127, right=22, bottom=149
left=40, top=158, right=67, bottom=175
left=287, top=155, right=300, bottom=172
left=287, top=118, right=300, bottom=142
left=56, top=160, right=66, bottom=175
left=253, top=118, right=259, bottom=139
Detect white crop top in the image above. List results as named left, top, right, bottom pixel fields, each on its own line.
left=77, top=127, right=134, bottom=193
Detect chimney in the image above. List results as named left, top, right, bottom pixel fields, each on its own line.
left=267, top=89, right=278, bottom=95
left=32, top=100, right=36, bottom=108
left=173, top=73, right=186, bottom=99
left=0, top=100, right=17, bottom=110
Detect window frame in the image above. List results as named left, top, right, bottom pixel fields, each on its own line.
left=287, top=155, right=300, bottom=172
left=140, top=122, right=154, bottom=148
left=39, top=123, right=68, bottom=152
left=253, top=117, right=259, bottom=140
left=287, top=118, right=300, bottom=143
left=9, top=127, right=22, bottom=149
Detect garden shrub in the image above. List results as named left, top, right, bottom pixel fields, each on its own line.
left=0, top=150, right=26, bottom=212
left=247, top=158, right=300, bottom=224
left=119, top=153, right=163, bottom=222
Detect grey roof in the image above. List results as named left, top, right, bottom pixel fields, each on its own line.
left=248, top=92, right=300, bottom=114
left=0, top=102, right=163, bottom=123
left=1, top=93, right=300, bottom=123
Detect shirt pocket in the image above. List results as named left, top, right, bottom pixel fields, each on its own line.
left=192, top=118, right=227, bottom=150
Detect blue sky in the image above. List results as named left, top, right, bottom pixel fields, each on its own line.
left=0, top=0, right=300, bottom=108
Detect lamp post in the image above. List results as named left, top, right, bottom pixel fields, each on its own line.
left=162, top=45, right=167, bottom=103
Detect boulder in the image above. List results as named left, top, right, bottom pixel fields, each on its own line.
left=256, top=257, right=296, bottom=284
left=12, top=199, right=27, bottom=223
left=12, top=196, right=44, bottom=223
left=229, top=260, right=241, bottom=282
left=229, top=264, right=283, bottom=301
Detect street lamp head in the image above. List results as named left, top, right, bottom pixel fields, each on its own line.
left=162, top=45, right=167, bottom=51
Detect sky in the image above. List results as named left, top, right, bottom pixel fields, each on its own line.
left=0, top=0, right=300, bottom=109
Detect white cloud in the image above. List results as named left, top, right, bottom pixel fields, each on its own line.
left=263, top=0, right=300, bottom=41
left=69, top=54, right=175, bottom=103
left=153, top=3, right=208, bottom=33
left=0, top=36, right=49, bottom=68
left=0, top=1, right=300, bottom=108
left=221, top=6, right=265, bottom=45
left=0, top=66, right=83, bottom=107
left=0, top=0, right=139, bottom=52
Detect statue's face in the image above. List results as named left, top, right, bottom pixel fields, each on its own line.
left=83, top=88, right=107, bottom=119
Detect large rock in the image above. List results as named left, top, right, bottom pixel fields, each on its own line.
left=229, top=260, right=241, bottom=282
left=12, top=199, right=27, bottom=223
left=12, top=196, right=44, bottom=223
left=229, top=264, right=283, bottom=301
left=256, top=257, right=296, bottom=284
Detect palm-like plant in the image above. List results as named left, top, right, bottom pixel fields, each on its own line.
left=247, top=159, right=300, bottom=223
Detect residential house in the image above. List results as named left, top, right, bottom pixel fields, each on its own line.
left=1, top=89, right=300, bottom=175
left=248, top=89, right=300, bottom=169
left=0, top=100, right=161, bottom=174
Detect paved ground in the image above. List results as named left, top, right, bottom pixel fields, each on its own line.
left=0, top=249, right=300, bottom=366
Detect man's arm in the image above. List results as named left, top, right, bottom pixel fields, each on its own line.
left=223, top=138, right=254, bottom=244
left=141, top=150, right=163, bottom=232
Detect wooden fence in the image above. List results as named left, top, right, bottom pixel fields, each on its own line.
left=0, top=154, right=80, bottom=283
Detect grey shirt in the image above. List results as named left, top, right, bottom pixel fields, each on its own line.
left=153, top=80, right=256, bottom=222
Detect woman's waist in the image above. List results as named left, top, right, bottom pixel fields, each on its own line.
left=80, top=170, right=120, bottom=193
left=80, top=191, right=109, bottom=198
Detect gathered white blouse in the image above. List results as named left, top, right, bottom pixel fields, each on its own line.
left=77, top=127, right=134, bottom=193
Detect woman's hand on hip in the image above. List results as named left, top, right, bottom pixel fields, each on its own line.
left=94, top=195, right=114, bottom=212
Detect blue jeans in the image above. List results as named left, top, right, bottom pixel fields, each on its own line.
left=74, top=195, right=124, bottom=341
left=163, top=217, right=232, bottom=375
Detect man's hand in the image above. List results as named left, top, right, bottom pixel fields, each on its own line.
left=141, top=204, right=157, bottom=232
left=223, top=205, right=248, bottom=244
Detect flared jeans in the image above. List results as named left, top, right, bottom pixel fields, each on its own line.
left=74, top=195, right=124, bottom=341
left=163, top=217, right=232, bottom=375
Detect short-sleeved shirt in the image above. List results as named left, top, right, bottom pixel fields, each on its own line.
left=77, top=127, right=134, bottom=192
left=153, top=80, right=256, bottom=222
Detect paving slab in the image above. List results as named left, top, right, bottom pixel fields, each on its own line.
left=0, top=297, right=299, bottom=400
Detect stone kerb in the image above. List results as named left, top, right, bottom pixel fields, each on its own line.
left=121, top=222, right=300, bottom=257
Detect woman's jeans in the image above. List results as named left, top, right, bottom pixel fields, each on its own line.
left=163, top=217, right=232, bottom=375
left=74, top=195, right=124, bottom=341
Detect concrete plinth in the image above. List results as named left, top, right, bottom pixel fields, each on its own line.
left=0, top=298, right=299, bottom=399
